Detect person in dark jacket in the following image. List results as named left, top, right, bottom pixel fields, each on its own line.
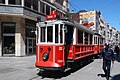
left=100, top=43, right=115, bottom=80
left=114, top=45, right=120, bottom=57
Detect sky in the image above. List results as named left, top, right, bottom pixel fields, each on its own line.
left=70, top=0, right=120, bottom=31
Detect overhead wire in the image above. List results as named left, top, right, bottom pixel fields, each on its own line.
left=67, top=1, right=78, bottom=12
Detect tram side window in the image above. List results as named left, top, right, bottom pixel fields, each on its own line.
left=66, top=26, right=73, bottom=44
left=47, top=26, right=53, bottom=42
left=78, top=30, right=83, bottom=44
left=40, top=27, right=46, bottom=42
left=60, top=24, right=63, bottom=43
left=100, top=38, right=103, bottom=44
left=85, top=32, right=88, bottom=44
left=90, top=34, right=93, bottom=44
left=94, top=36, right=98, bottom=44
left=55, top=24, right=59, bottom=43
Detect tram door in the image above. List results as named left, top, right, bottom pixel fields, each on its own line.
left=64, top=25, right=74, bottom=64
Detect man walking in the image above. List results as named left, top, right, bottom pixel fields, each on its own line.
left=100, top=43, right=115, bottom=80
left=114, top=45, right=120, bottom=58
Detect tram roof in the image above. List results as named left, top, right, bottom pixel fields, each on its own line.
left=62, top=20, right=94, bottom=34
left=38, top=20, right=94, bottom=34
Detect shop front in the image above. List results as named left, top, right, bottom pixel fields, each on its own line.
left=0, top=16, right=36, bottom=56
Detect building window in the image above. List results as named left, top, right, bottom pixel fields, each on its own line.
left=25, top=19, right=36, bottom=38
left=51, top=8, right=55, bottom=13
left=3, top=23, right=15, bottom=33
left=26, top=27, right=35, bottom=38
left=40, top=1, right=45, bottom=14
left=0, top=0, right=5, bottom=4
left=25, top=0, right=31, bottom=8
left=33, top=0, right=38, bottom=11
left=55, top=0, right=63, bottom=5
left=46, top=5, right=50, bottom=15
left=8, top=0, right=21, bottom=5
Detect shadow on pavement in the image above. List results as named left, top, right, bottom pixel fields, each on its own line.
left=111, top=74, right=120, bottom=80
left=97, top=74, right=106, bottom=78
left=97, top=74, right=112, bottom=78
left=37, top=60, right=94, bottom=79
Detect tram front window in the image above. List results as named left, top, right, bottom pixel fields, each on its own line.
left=40, top=26, right=53, bottom=43
left=55, top=24, right=63, bottom=44
left=47, top=26, right=53, bottom=42
left=41, top=27, right=45, bottom=42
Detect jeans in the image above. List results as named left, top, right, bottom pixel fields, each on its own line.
left=102, top=60, right=111, bottom=78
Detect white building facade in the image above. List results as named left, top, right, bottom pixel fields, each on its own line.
left=79, top=10, right=105, bottom=45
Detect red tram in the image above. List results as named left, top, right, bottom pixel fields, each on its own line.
left=35, top=18, right=104, bottom=71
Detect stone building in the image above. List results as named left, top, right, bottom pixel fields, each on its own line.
left=0, top=0, right=69, bottom=56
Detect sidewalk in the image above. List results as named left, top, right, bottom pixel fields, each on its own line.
left=0, top=55, right=37, bottom=80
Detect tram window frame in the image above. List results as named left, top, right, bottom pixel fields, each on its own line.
left=40, top=27, right=46, bottom=42
left=78, top=29, right=83, bottom=44
left=65, top=25, right=74, bottom=44
left=36, top=27, right=39, bottom=44
left=100, top=38, right=103, bottom=44
left=55, top=24, right=59, bottom=43
left=47, top=26, right=53, bottom=42
left=55, top=24, right=64, bottom=44
left=94, top=36, right=98, bottom=44
left=90, top=34, right=93, bottom=44
left=60, top=24, right=63, bottom=43
left=40, top=25, right=53, bottom=43
left=85, top=32, right=88, bottom=44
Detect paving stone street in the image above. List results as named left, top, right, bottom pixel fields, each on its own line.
left=0, top=54, right=120, bottom=80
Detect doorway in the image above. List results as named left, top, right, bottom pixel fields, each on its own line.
left=2, top=23, right=15, bottom=56
left=26, top=38, right=36, bottom=55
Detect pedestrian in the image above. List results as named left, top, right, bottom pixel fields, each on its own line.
left=114, top=45, right=120, bottom=57
left=100, top=43, right=115, bottom=80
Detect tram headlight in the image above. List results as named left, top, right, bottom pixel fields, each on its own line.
left=42, top=52, right=49, bottom=61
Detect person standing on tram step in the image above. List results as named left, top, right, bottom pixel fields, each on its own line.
left=114, top=45, right=120, bottom=58
left=99, top=43, right=115, bottom=80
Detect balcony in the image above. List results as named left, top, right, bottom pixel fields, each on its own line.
left=0, top=5, right=45, bottom=21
